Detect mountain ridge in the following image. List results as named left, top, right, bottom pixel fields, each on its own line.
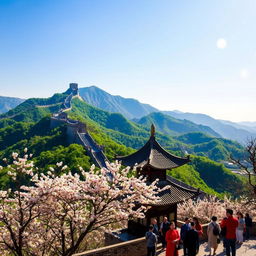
left=0, top=96, right=25, bottom=114
left=2, top=85, right=256, bottom=144
left=78, top=85, right=256, bottom=144
left=163, top=111, right=256, bottom=144
left=79, top=86, right=158, bottom=119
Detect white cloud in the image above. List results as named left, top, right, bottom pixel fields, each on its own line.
left=216, top=38, right=227, bottom=49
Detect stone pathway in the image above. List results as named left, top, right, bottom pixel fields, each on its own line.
left=157, top=237, right=256, bottom=256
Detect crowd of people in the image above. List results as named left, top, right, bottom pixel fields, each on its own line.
left=145, top=209, right=253, bottom=256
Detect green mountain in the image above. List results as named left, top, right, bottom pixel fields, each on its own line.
left=0, top=90, right=247, bottom=197
left=176, top=132, right=244, bottom=161
left=78, top=86, right=256, bottom=144
left=169, top=155, right=246, bottom=197
left=0, top=96, right=25, bottom=114
left=0, top=93, right=67, bottom=122
left=79, top=86, right=158, bottom=119
left=135, top=112, right=220, bottom=137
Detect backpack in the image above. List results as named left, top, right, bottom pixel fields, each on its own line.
left=220, top=226, right=226, bottom=237
left=212, top=223, right=220, bottom=236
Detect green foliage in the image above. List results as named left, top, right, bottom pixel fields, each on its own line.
left=70, top=98, right=146, bottom=136
left=169, top=155, right=247, bottom=198
left=177, top=132, right=244, bottom=161
left=0, top=168, right=11, bottom=190
left=0, top=118, right=17, bottom=128
left=0, top=93, right=67, bottom=122
left=0, top=122, right=33, bottom=150
left=190, top=155, right=247, bottom=197
left=177, top=132, right=213, bottom=144
left=0, top=118, right=67, bottom=162
left=168, top=165, right=220, bottom=196
left=35, top=144, right=92, bottom=174
left=136, top=112, right=220, bottom=137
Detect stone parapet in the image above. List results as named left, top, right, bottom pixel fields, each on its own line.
left=73, top=221, right=256, bottom=256
left=72, top=237, right=146, bottom=256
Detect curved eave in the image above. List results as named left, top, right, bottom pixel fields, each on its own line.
left=143, top=191, right=200, bottom=207
left=144, top=195, right=198, bottom=207
left=116, top=140, right=151, bottom=167
left=116, top=136, right=190, bottom=170
left=143, top=177, right=201, bottom=207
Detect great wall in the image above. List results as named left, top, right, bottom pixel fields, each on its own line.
left=50, top=83, right=108, bottom=169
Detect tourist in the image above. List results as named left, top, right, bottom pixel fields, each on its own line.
left=193, top=217, right=203, bottom=237
left=165, top=222, right=180, bottom=256
left=220, top=209, right=238, bottom=256
left=151, top=218, right=159, bottom=237
left=207, top=216, right=221, bottom=256
left=180, top=217, right=191, bottom=256
left=220, top=217, right=227, bottom=250
left=146, top=225, right=158, bottom=256
left=236, top=212, right=245, bottom=244
left=184, top=222, right=199, bottom=256
left=245, top=213, right=252, bottom=240
left=160, top=216, right=170, bottom=249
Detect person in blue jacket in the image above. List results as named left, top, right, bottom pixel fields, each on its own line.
left=145, top=225, right=158, bottom=256
left=180, top=217, right=191, bottom=256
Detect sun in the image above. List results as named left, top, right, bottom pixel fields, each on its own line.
left=216, top=38, right=227, bottom=49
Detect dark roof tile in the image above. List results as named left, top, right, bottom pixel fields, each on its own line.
left=116, top=135, right=189, bottom=169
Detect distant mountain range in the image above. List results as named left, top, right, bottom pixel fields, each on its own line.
left=164, top=111, right=256, bottom=144
left=78, top=86, right=256, bottom=144
left=135, top=112, right=220, bottom=138
left=1, top=85, right=256, bottom=144
left=0, top=96, right=25, bottom=114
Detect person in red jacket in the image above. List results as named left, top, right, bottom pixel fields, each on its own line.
left=165, top=222, right=180, bottom=256
left=220, top=209, right=238, bottom=256
left=193, top=217, right=203, bottom=237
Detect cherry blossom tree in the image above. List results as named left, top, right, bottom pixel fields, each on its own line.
left=0, top=152, right=161, bottom=256
left=178, top=196, right=256, bottom=224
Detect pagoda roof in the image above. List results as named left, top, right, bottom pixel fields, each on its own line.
left=151, top=175, right=202, bottom=206
left=116, top=125, right=190, bottom=170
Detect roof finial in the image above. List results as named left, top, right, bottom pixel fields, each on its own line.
left=151, top=124, right=155, bottom=137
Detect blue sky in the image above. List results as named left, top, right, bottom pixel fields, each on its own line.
left=0, top=0, right=256, bottom=122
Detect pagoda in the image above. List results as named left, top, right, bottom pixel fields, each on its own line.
left=116, top=124, right=201, bottom=236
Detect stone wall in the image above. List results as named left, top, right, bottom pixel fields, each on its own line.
left=72, top=237, right=146, bottom=256
left=105, top=230, right=123, bottom=246
left=50, top=117, right=86, bottom=145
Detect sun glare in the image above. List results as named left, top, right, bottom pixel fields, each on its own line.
left=216, top=38, right=227, bottom=49
left=240, top=68, right=249, bottom=79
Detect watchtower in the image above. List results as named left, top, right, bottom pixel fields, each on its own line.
left=69, top=83, right=78, bottom=95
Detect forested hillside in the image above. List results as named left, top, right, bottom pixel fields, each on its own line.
left=0, top=92, right=248, bottom=197
left=136, top=112, right=220, bottom=137
left=169, top=155, right=246, bottom=197
left=0, top=93, right=67, bottom=122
